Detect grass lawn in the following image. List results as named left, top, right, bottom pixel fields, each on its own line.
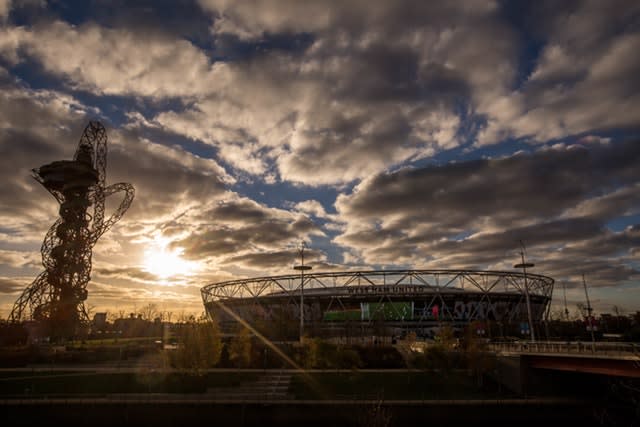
left=290, top=371, right=508, bottom=400
left=0, top=371, right=260, bottom=395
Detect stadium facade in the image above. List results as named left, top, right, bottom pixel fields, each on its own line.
left=201, top=269, right=554, bottom=339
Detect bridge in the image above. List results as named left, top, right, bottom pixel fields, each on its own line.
left=486, top=340, right=640, bottom=397
left=489, top=341, right=640, bottom=378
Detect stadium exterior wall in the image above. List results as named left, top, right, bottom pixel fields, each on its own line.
left=201, top=269, right=554, bottom=339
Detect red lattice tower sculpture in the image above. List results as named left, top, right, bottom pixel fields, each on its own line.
left=10, top=122, right=134, bottom=339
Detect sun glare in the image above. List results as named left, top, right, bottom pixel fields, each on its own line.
left=143, top=239, right=195, bottom=280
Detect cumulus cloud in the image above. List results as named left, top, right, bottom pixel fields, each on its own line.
left=0, top=20, right=229, bottom=98
left=169, top=196, right=325, bottom=270
left=2, top=1, right=637, bottom=188
left=0, top=250, right=39, bottom=270
left=106, top=131, right=232, bottom=221
left=0, top=0, right=10, bottom=21
left=153, top=1, right=519, bottom=185
left=0, top=78, right=98, bottom=241
left=0, top=276, right=28, bottom=295
left=335, top=141, right=640, bottom=287
left=476, top=0, right=640, bottom=146
left=1, top=1, right=639, bottom=315
left=293, top=200, right=328, bottom=219
left=0, top=73, right=238, bottom=316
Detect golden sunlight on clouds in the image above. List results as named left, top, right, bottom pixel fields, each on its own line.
left=143, top=237, right=198, bottom=281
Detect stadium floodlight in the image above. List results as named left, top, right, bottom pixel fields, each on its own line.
left=515, top=241, right=536, bottom=342
left=294, top=242, right=312, bottom=341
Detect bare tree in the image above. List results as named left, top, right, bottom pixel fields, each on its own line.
left=139, top=303, right=159, bottom=320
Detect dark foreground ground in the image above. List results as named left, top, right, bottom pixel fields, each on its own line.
left=0, top=368, right=632, bottom=427
left=0, top=341, right=636, bottom=426
left=1, top=397, right=609, bottom=427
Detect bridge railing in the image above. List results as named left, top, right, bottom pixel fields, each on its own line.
left=488, top=341, right=640, bottom=357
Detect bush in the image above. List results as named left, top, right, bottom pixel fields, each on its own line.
left=307, top=340, right=363, bottom=369
left=228, top=327, right=252, bottom=368
left=170, top=319, right=222, bottom=373
left=355, top=345, right=405, bottom=368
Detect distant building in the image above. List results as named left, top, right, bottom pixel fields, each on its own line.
left=112, top=313, right=162, bottom=337
left=92, top=312, right=108, bottom=331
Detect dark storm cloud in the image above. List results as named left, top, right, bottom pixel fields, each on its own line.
left=8, top=0, right=211, bottom=39
left=210, top=199, right=271, bottom=223
left=328, top=43, right=467, bottom=104
left=335, top=141, right=640, bottom=287
left=223, top=247, right=327, bottom=270
left=412, top=218, right=606, bottom=270
left=174, top=198, right=322, bottom=261
left=338, top=142, right=639, bottom=226
left=81, top=0, right=212, bottom=43
left=223, top=250, right=301, bottom=269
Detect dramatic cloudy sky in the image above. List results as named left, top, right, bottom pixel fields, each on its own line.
left=0, top=0, right=638, bottom=318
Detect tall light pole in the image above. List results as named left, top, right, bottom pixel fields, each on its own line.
left=294, top=242, right=311, bottom=342
left=562, top=282, right=570, bottom=321
left=582, top=274, right=596, bottom=348
left=514, top=242, right=535, bottom=342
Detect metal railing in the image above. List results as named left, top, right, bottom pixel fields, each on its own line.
left=488, top=341, right=639, bottom=357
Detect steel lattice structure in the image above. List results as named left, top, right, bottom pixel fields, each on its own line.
left=202, top=269, right=554, bottom=337
left=10, top=122, right=134, bottom=338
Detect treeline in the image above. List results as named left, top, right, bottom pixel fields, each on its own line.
left=170, top=320, right=493, bottom=376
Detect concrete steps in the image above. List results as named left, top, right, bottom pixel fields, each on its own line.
left=206, top=371, right=292, bottom=400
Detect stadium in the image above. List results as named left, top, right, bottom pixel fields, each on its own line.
left=201, top=269, right=554, bottom=340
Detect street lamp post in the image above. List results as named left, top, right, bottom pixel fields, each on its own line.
left=294, top=243, right=311, bottom=342
left=515, top=248, right=536, bottom=342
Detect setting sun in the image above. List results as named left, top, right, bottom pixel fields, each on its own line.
left=143, top=239, right=195, bottom=279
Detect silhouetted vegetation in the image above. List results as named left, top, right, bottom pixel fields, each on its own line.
left=169, top=317, right=222, bottom=373
left=228, top=326, right=252, bottom=368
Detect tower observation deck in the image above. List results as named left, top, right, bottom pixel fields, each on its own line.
left=10, top=122, right=134, bottom=340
